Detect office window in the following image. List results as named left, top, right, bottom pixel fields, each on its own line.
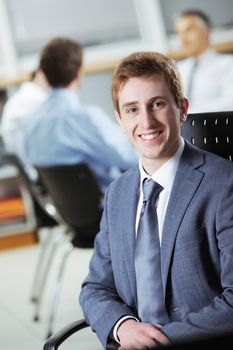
left=5, top=0, right=141, bottom=56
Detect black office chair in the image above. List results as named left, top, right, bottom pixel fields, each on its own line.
left=0, top=152, right=60, bottom=310
left=181, top=111, right=233, bottom=161
left=44, top=319, right=89, bottom=350
left=44, top=111, right=233, bottom=349
left=36, top=163, right=103, bottom=339
left=0, top=150, right=59, bottom=235
left=0, top=153, right=58, bottom=228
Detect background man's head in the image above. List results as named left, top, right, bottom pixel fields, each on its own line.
left=111, top=51, right=185, bottom=115
left=39, top=37, right=83, bottom=87
left=174, top=9, right=211, bottom=58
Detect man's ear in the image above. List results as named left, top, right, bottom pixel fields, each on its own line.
left=115, top=110, right=122, bottom=127
left=115, top=110, right=120, bottom=122
left=76, top=69, right=83, bottom=85
left=115, top=110, right=126, bottom=132
left=180, top=97, right=189, bottom=123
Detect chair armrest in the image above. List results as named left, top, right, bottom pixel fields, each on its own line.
left=43, top=319, right=89, bottom=350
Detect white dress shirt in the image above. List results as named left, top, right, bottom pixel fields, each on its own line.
left=137, top=138, right=184, bottom=241
left=0, top=81, right=47, bottom=180
left=177, top=49, right=233, bottom=113
left=113, top=138, right=185, bottom=343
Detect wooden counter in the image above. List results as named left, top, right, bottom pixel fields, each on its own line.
left=1, top=39, right=233, bottom=89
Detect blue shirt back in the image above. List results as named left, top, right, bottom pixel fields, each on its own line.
left=24, top=88, right=138, bottom=191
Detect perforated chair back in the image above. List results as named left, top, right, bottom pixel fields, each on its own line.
left=0, top=152, right=57, bottom=228
left=181, top=111, right=233, bottom=161
left=37, top=163, right=103, bottom=247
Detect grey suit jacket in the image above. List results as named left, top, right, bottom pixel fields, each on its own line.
left=80, top=141, right=233, bottom=348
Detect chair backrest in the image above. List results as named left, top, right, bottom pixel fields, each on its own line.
left=36, top=163, right=103, bottom=230
left=181, top=111, right=233, bottom=161
left=0, top=152, right=57, bottom=228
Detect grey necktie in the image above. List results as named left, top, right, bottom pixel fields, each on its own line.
left=135, top=179, right=168, bottom=324
left=187, top=59, right=198, bottom=103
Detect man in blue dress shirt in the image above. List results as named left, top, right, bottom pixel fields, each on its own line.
left=23, top=37, right=138, bottom=192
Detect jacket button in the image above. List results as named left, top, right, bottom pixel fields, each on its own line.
left=172, top=307, right=180, bottom=312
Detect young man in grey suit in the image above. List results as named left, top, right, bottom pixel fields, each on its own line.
left=80, top=51, right=233, bottom=349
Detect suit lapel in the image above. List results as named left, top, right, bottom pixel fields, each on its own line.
left=161, top=142, right=205, bottom=292
left=119, top=167, right=140, bottom=303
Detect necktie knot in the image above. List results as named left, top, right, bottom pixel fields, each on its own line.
left=142, top=179, right=163, bottom=203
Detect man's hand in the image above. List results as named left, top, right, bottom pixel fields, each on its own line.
left=117, top=319, right=171, bottom=350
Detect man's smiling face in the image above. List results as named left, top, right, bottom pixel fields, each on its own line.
left=115, top=74, right=188, bottom=174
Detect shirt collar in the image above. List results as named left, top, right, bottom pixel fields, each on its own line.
left=190, top=49, right=216, bottom=65
left=49, top=87, right=81, bottom=106
left=139, top=137, right=185, bottom=190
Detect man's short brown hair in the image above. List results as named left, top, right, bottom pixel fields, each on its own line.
left=40, top=37, right=83, bottom=87
left=111, top=51, right=184, bottom=113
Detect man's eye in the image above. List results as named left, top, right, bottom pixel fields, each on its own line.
left=152, top=100, right=166, bottom=109
left=127, top=106, right=137, bottom=113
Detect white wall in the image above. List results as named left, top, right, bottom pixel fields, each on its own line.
left=0, top=0, right=168, bottom=78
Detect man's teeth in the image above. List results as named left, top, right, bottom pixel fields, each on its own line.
left=141, top=132, right=160, bottom=140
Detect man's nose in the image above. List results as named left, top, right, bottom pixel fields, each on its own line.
left=140, top=109, right=155, bottom=129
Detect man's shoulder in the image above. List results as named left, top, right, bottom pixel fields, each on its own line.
left=183, top=141, right=233, bottom=173
left=176, top=57, right=193, bottom=78
left=191, top=143, right=233, bottom=178
left=205, top=50, right=233, bottom=70
left=204, top=149, right=233, bottom=172
left=108, top=165, right=139, bottom=192
left=176, top=57, right=191, bottom=69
